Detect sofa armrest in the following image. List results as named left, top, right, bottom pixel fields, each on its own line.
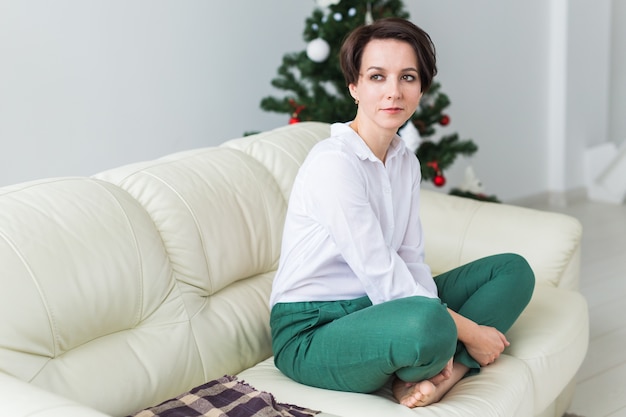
left=420, top=190, right=583, bottom=290
left=0, top=373, right=110, bottom=417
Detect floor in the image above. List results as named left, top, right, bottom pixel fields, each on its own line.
left=515, top=195, right=626, bottom=417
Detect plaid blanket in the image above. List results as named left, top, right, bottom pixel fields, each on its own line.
left=128, top=375, right=320, bottom=417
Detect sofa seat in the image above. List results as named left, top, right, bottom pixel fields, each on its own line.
left=506, top=286, right=589, bottom=415
left=238, top=355, right=533, bottom=417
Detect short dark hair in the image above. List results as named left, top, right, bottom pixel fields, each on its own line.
left=339, top=17, right=437, bottom=92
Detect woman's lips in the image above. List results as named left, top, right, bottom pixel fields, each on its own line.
left=382, top=107, right=403, bottom=114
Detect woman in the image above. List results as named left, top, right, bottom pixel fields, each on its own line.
left=269, top=17, right=534, bottom=408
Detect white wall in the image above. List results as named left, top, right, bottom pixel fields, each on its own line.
left=408, top=0, right=620, bottom=201
left=406, top=1, right=553, bottom=199
left=0, top=0, right=623, bottom=202
left=564, top=0, right=613, bottom=191
left=0, top=0, right=310, bottom=185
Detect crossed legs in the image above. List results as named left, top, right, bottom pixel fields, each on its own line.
left=270, top=253, right=534, bottom=408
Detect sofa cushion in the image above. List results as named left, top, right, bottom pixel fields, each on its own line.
left=0, top=178, right=203, bottom=416
left=221, top=122, right=330, bottom=202
left=505, top=286, right=589, bottom=414
left=96, top=147, right=286, bottom=301
left=95, top=147, right=287, bottom=383
left=0, top=372, right=110, bottom=417
left=238, top=355, right=533, bottom=417
left=420, top=190, right=583, bottom=290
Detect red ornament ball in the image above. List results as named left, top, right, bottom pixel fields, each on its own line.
left=289, top=116, right=300, bottom=124
left=439, top=115, right=450, bottom=126
left=433, top=174, right=446, bottom=187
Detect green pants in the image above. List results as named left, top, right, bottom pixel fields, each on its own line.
left=270, top=253, right=535, bottom=393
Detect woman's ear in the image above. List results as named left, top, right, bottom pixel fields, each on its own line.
left=348, top=83, right=358, bottom=102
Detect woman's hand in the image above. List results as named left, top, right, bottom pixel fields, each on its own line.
left=447, top=308, right=510, bottom=367
left=464, top=325, right=509, bottom=366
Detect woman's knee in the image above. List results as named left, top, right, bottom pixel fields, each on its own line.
left=393, top=297, right=457, bottom=360
left=387, top=297, right=456, bottom=381
left=503, top=253, right=535, bottom=294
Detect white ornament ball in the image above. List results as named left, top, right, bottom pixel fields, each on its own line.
left=306, top=38, right=331, bottom=63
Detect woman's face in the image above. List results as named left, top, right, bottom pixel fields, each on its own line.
left=349, top=38, right=423, bottom=133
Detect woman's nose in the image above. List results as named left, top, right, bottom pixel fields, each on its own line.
left=387, top=80, right=401, bottom=99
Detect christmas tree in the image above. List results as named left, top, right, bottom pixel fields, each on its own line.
left=410, top=82, right=478, bottom=186
left=260, top=0, right=479, bottom=189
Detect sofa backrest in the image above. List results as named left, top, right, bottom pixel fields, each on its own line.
left=0, top=122, right=330, bottom=416
left=419, top=189, right=583, bottom=289
left=220, top=122, right=330, bottom=202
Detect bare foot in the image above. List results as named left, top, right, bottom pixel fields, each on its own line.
left=393, top=378, right=438, bottom=407
left=393, top=363, right=470, bottom=408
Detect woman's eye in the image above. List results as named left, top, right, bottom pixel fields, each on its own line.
left=402, top=74, right=416, bottom=81
left=370, top=74, right=384, bottom=81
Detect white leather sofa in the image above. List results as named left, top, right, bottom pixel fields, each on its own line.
left=0, top=122, right=588, bottom=417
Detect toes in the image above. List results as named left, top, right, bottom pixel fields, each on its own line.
left=405, top=381, right=435, bottom=407
left=402, top=391, right=423, bottom=407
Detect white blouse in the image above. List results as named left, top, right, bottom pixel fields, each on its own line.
left=270, top=122, right=438, bottom=307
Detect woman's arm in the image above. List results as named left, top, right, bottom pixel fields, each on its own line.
left=447, top=308, right=509, bottom=366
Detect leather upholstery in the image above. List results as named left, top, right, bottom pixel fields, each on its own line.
left=0, top=122, right=588, bottom=416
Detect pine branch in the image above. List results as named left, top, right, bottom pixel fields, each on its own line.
left=416, top=133, right=478, bottom=180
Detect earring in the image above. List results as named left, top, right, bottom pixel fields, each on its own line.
left=354, top=99, right=359, bottom=105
